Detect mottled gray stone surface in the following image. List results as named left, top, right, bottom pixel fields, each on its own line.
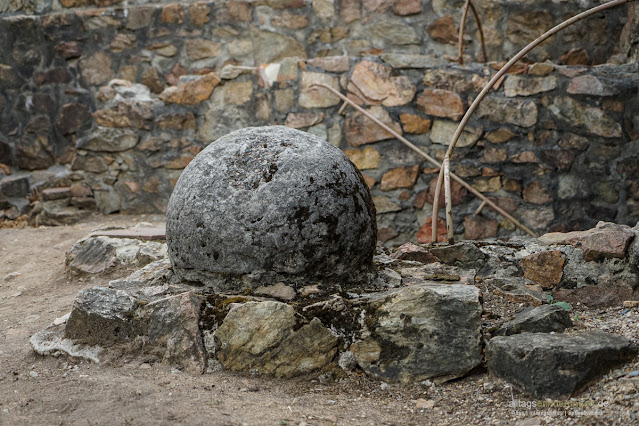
left=166, top=126, right=376, bottom=292
left=486, top=331, right=638, bottom=399
left=350, top=282, right=482, bottom=383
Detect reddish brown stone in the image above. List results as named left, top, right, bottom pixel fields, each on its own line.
left=378, top=226, right=398, bottom=242
left=486, top=128, right=517, bottom=144
left=363, top=0, right=391, bottom=12
left=284, top=112, right=325, bottom=129
left=142, top=68, right=164, bottom=94
left=539, top=222, right=635, bottom=262
left=488, top=197, right=518, bottom=214
left=299, top=72, right=340, bottom=108
left=560, top=48, right=589, bottom=66
left=339, top=0, right=361, bottom=23
left=510, top=151, right=538, bottom=163
left=110, top=33, right=136, bottom=52
left=189, top=2, right=211, bottom=27
left=392, top=0, right=421, bottom=15
left=362, top=174, right=376, bottom=189
left=272, top=13, right=309, bottom=29
left=343, top=146, right=381, bottom=170
left=541, top=149, right=576, bottom=171
left=70, top=183, right=92, bottom=198
left=553, top=275, right=638, bottom=308
left=420, top=177, right=467, bottom=207
left=519, top=251, right=565, bottom=289
left=481, top=167, right=502, bottom=177
left=57, top=103, right=91, bottom=135
left=348, top=60, right=416, bottom=107
left=159, top=72, right=221, bottom=105
left=503, top=179, right=522, bottom=194
left=398, top=191, right=411, bottom=201
left=463, top=216, right=498, bottom=240
left=55, top=41, right=83, bottom=59
left=345, top=106, right=401, bottom=146
left=156, top=113, right=196, bottom=130
left=400, top=113, right=431, bottom=134
left=93, top=100, right=153, bottom=129
left=228, top=0, right=252, bottom=21
left=391, top=242, right=438, bottom=263
left=480, top=147, right=507, bottom=163
left=416, top=89, right=464, bottom=120
left=380, top=165, right=420, bottom=191
left=426, top=15, right=459, bottom=45
left=263, top=0, right=304, bottom=9
left=166, top=63, right=188, bottom=86
left=523, top=181, right=552, bottom=205
left=471, top=176, right=501, bottom=193
left=161, top=4, right=185, bottom=24
left=416, top=217, right=448, bottom=243
left=42, top=187, right=72, bottom=201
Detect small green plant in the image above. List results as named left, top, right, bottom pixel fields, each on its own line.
left=573, top=313, right=581, bottom=322
left=545, top=294, right=571, bottom=311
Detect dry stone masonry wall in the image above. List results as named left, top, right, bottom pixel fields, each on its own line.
left=1, top=0, right=638, bottom=244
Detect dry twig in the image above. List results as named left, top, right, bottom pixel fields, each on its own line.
left=458, top=0, right=488, bottom=65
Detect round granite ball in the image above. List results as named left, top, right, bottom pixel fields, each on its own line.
left=166, top=126, right=377, bottom=292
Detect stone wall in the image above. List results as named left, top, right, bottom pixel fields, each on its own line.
left=1, top=0, right=638, bottom=245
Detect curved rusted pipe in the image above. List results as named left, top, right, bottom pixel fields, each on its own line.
left=432, top=0, right=634, bottom=243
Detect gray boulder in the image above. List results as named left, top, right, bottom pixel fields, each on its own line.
left=495, top=304, right=573, bottom=336
left=215, top=301, right=338, bottom=378
left=486, top=331, right=639, bottom=399
left=61, top=261, right=208, bottom=373
left=64, top=286, right=138, bottom=345
left=351, top=282, right=482, bottom=383
left=166, top=126, right=377, bottom=293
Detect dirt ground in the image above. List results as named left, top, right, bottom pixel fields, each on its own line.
left=1, top=214, right=638, bottom=426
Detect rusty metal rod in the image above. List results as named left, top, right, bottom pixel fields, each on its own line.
left=432, top=0, right=634, bottom=243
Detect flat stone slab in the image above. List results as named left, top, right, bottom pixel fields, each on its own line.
left=486, top=330, right=638, bottom=399
left=539, top=221, right=635, bottom=261
left=91, top=226, right=166, bottom=241
left=495, top=304, right=573, bottom=336
left=66, top=235, right=167, bottom=275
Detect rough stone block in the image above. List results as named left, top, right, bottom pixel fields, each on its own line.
left=487, top=331, right=638, bottom=399
left=351, top=283, right=482, bottom=383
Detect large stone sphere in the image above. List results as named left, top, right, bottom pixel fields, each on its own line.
left=166, top=126, right=377, bottom=292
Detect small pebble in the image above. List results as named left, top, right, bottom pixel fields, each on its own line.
left=29, top=371, right=38, bottom=379
left=3, top=272, right=20, bottom=282
left=380, top=382, right=390, bottom=391
left=628, top=370, right=639, bottom=377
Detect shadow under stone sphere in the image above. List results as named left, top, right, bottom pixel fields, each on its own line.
left=166, top=126, right=377, bottom=292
